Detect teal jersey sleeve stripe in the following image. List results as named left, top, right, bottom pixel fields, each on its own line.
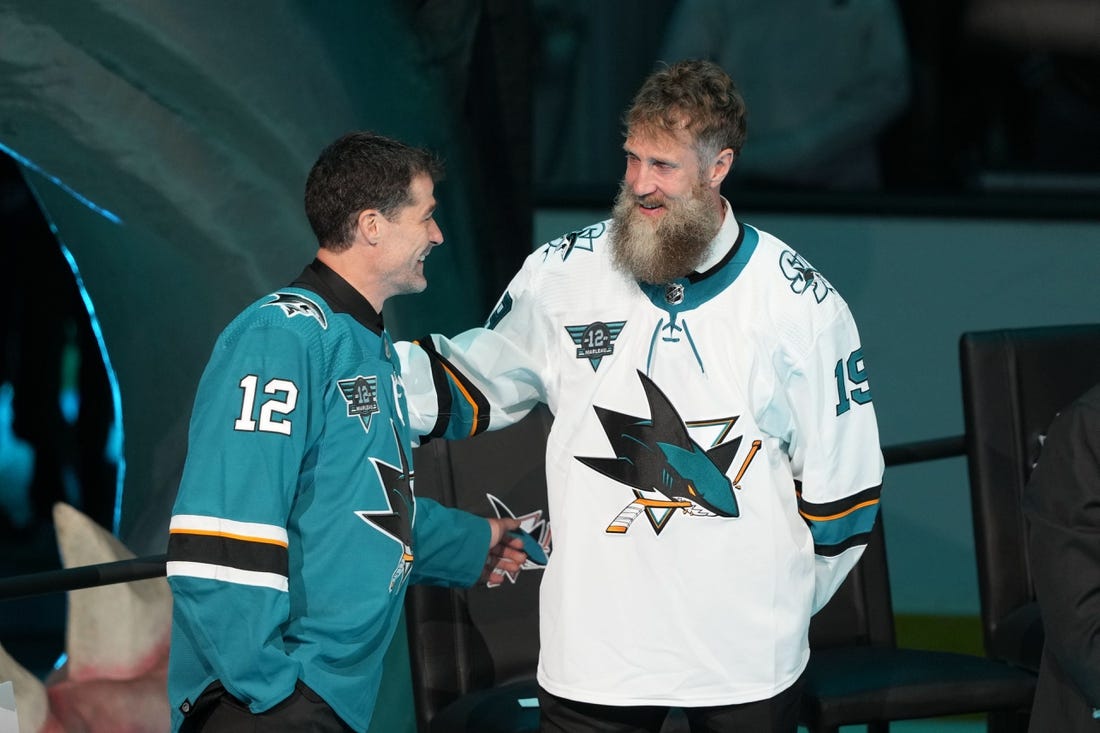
left=797, top=483, right=882, bottom=553
left=803, top=500, right=879, bottom=549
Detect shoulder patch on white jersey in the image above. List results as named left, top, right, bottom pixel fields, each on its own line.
left=541, top=222, right=606, bottom=261
left=779, top=250, right=835, bottom=304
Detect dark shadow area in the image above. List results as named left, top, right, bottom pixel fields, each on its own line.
left=531, top=0, right=1100, bottom=219
left=0, top=151, right=118, bottom=677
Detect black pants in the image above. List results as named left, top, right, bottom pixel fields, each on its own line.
left=180, top=680, right=354, bottom=733
left=537, top=674, right=804, bottom=733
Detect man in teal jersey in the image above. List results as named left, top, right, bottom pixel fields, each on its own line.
left=165, top=132, right=531, bottom=733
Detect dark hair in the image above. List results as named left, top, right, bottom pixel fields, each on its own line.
left=624, top=59, right=748, bottom=166
left=304, top=131, right=443, bottom=251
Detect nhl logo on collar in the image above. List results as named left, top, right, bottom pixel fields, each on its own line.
left=564, top=321, right=626, bottom=372
left=664, top=283, right=685, bottom=305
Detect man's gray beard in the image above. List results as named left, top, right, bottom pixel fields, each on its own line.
left=609, top=183, right=722, bottom=284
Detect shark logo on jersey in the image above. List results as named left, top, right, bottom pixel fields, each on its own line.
left=338, top=375, right=380, bottom=431
left=541, top=222, right=605, bottom=261
left=264, top=292, right=329, bottom=329
left=577, top=371, right=762, bottom=535
left=357, top=423, right=415, bottom=593
left=565, top=321, right=626, bottom=371
left=484, top=494, right=552, bottom=588
left=779, top=250, right=834, bottom=304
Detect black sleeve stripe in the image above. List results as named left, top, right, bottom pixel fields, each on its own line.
left=414, top=337, right=452, bottom=440
left=416, top=336, right=491, bottom=438
left=168, top=532, right=288, bottom=577
left=796, top=484, right=883, bottom=517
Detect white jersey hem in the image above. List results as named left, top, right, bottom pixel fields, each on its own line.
left=535, top=655, right=809, bottom=708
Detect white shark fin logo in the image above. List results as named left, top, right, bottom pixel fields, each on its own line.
left=264, top=292, right=328, bottom=329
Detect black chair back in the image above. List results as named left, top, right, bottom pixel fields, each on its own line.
left=960, top=323, right=1100, bottom=670
left=406, top=405, right=552, bottom=733
left=801, top=513, right=1036, bottom=733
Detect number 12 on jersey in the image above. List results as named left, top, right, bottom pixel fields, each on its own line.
left=234, top=374, right=299, bottom=435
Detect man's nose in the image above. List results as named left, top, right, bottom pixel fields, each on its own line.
left=628, top=165, right=657, bottom=197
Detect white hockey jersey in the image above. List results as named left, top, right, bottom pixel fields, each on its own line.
left=399, top=203, right=884, bottom=707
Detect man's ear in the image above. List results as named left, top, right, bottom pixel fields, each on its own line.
left=358, top=209, right=384, bottom=245
left=708, top=148, right=735, bottom=190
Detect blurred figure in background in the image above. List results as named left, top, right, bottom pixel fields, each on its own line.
left=964, top=0, right=1100, bottom=181
left=660, top=0, right=911, bottom=191
left=1023, top=382, right=1100, bottom=732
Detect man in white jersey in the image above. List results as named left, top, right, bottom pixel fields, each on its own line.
left=401, top=59, right=884, bottom=732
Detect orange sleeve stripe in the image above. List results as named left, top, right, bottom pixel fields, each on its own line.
left=799, top=498, right=880, bottom=522
left=438, top=361, right=480, bottom=438
left=169, top=528, right=289, bottom=548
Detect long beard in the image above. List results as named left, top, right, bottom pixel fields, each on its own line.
left=609, top=183, right=722, bottom=284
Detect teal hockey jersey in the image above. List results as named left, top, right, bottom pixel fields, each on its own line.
left=166, top=260, right=490, bottom=732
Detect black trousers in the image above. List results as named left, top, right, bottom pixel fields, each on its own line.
left=537, top=673, right=804, bottom=733
left=180, top=680, right=354, bottom=733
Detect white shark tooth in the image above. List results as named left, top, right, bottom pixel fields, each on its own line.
left=0, top=641, right=48, bottom=733
left=52, top=503, right=172, bottom=682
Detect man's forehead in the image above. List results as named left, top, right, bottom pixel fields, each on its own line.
left=624, top=127, right=695, bottom=156
left=408, top=173, right=436, bottom=206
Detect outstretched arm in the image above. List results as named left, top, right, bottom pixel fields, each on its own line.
left=410, top=499, right=531, bottom=587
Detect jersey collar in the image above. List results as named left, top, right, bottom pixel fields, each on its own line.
left=638, top=200, right=759, bottom=313
left=691, top=197, right=739, bottom=278
left=292, top=258, right=385, bottom=335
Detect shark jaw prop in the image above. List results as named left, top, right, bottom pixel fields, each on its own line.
left=0, top=503, right=171, bottom=733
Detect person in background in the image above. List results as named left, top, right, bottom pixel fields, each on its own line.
left=660, top=0, right=911, bottom=191
left=1023, top=381, right=1100, bottom=732
left=165, top=131, right=528, bottom=733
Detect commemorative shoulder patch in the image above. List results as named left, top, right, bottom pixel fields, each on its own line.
left=337, top=375, right=380, bottom=431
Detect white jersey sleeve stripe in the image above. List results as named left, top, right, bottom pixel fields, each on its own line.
left=166, top=561, right=289, bottom=592
left=170, top=514, right=289, bottom=546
